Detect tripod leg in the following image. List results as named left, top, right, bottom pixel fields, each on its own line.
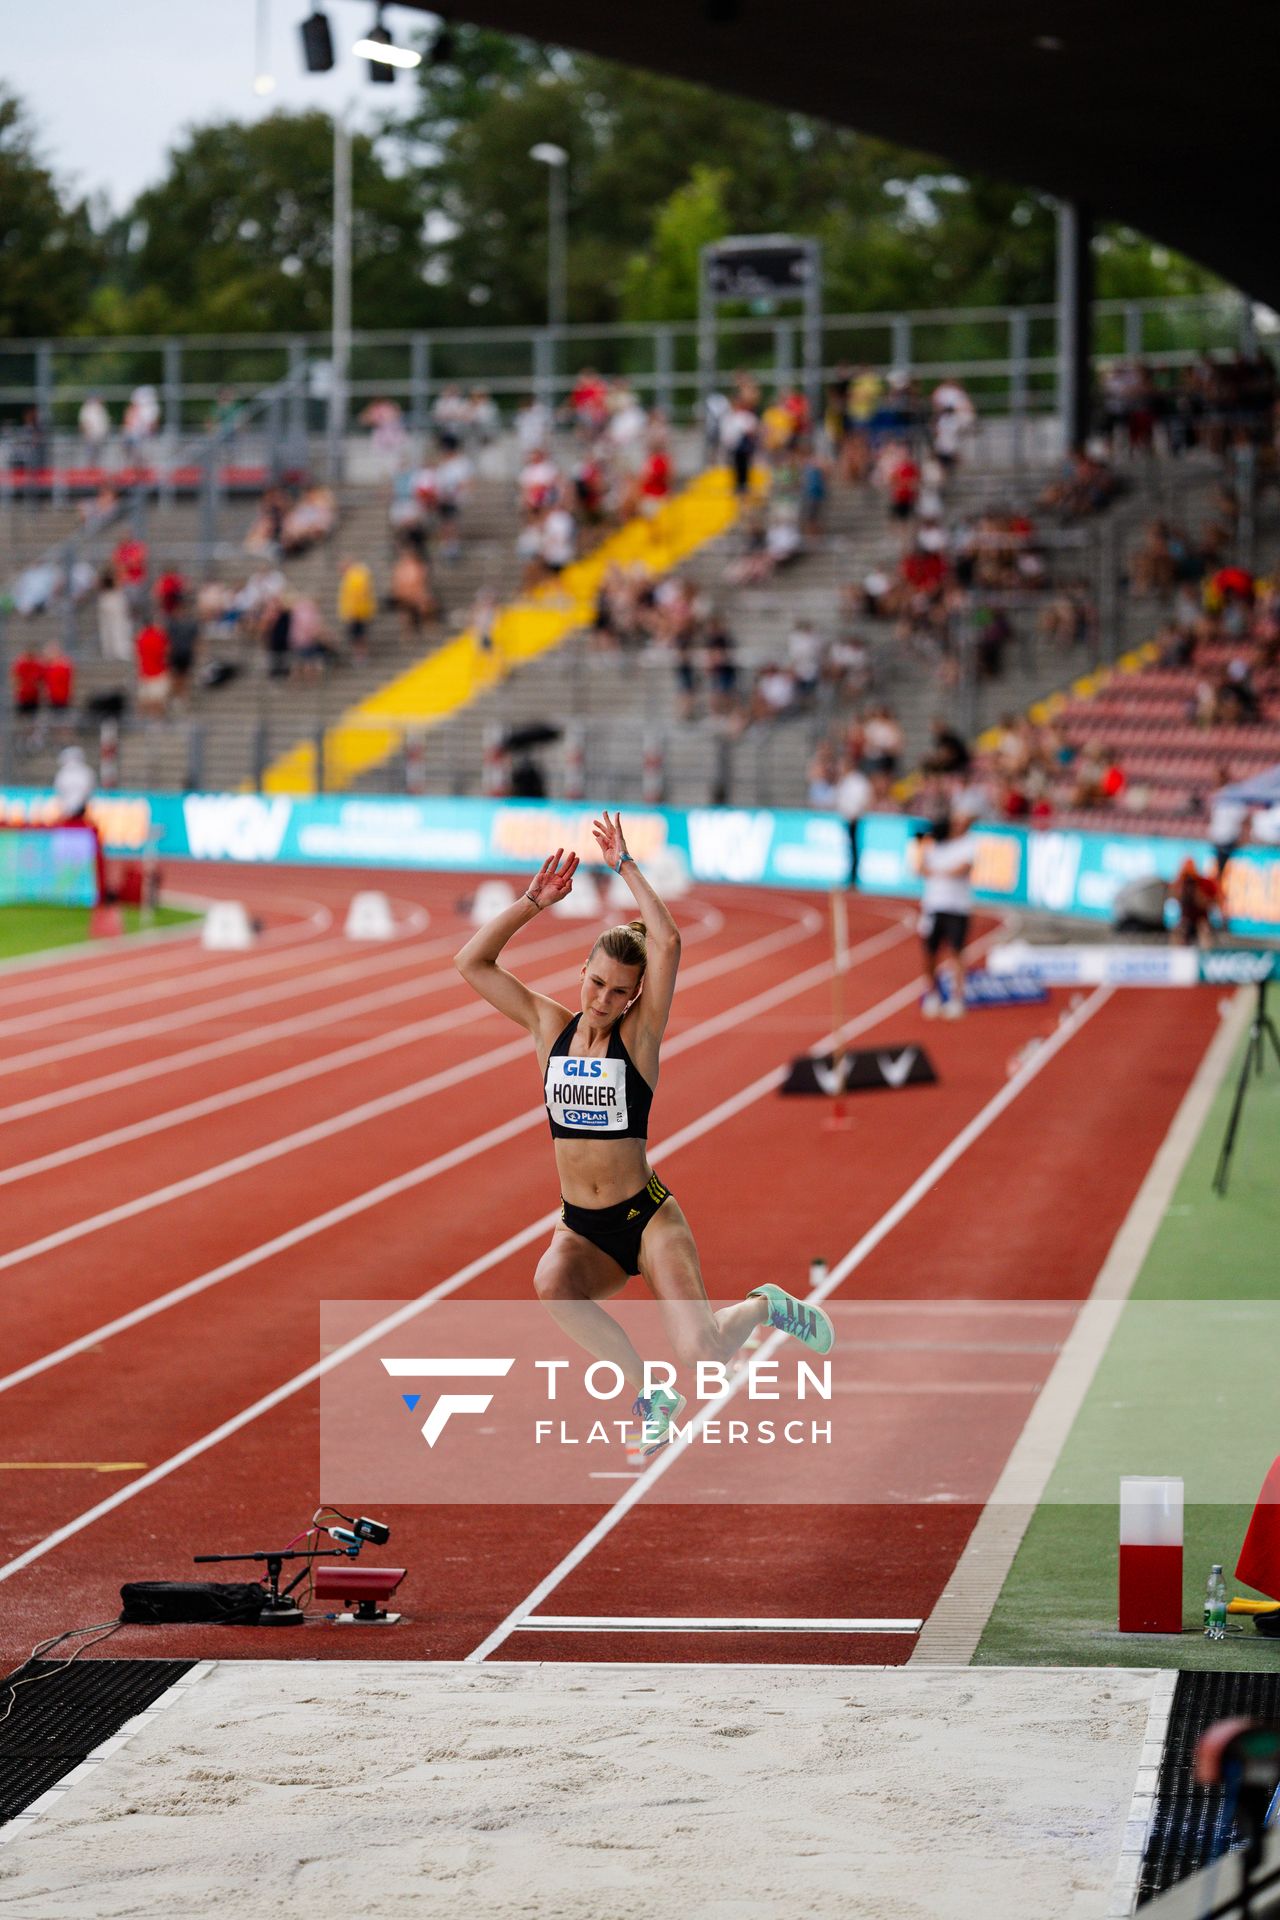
left=1213, top=1028, right=1258, bottom=1197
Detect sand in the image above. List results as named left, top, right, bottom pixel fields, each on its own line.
left=0, top=1660, right=1158, bottom=1919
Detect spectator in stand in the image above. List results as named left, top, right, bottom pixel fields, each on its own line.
left=122, top=385, right=161, bottom=459
left=360, top=398, right=408, bottom=477
left=53, top=744, right=94, bottom=822
left=787, top=619, right=824, bottom=705
left=264, top=596, right=293, bottom=679
left=135, top=616, right=170, bottom=719
left=931, top=379, right=975, bottom=470
left=540, top=501, right=577, bottom=580
left=672, top=625, right=700, bottom=723
left=96, top=565, right=133, bottom=664
left=633, top=435, right=672, bottom=520
left=390, top=540, right=436, bottom=643
left=337, top=557, right=377, bottom=662
left=750, top=661, right=796, bottom=724
left=922, top=716, right=971, bottom=776
left=807, top=741, right=839, bottom=808
left=78, top=394, right=111, bottom=459
left=10, top=643, right=43, bottom=744
left=165, top=592, right=199, bottom=708
left=154, top=567, right=187, bottom=617
left=281, top=485, right=336, bottom=556
left=519, top=446, right=559, bottom=514
left=515, top=396, right=552, bottom=458
left=568, top=368, right=609, bottom=436
left=720, top=389, right=759, bottom=496
left=863, top=704, right=904, bottom=778
left=40, top=642, right=74, bottom=736
left=825, top=630, right=871, bottom=705
left=435, top=443, right=473, bottom=561
left=467, top=389, right=500, bottom=444
left=288, top=595, right=332, bottom=682
left=431, top=384, right=470, bottom=444
left=112, top=530, right=148, bottom=602
left=879, top=442, right=920, bottom=520
left=704, top=616, right=742, bottom=726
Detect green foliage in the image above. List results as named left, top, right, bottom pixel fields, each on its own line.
left=109, top=111, right=431, bottom=334
left=0, top=87, right=104, bottom=338
left=0, top=47, right=1233, bottom=346
left=619, top=166, right=730, bottom=321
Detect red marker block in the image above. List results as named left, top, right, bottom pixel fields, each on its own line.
left=1119, top=1476, right=1184, bottom=1633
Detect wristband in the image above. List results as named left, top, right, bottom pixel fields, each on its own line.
left=525, top=891, right=541, bottom=908
left=615, top=853, right=634, bottom=874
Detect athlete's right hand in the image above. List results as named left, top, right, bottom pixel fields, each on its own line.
left=526, top=847, right=578, bottom=908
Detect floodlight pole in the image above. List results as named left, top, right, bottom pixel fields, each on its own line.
left=1056, top=199, right=1094, bottom=453
left=329, top=109, right=353, bottom=484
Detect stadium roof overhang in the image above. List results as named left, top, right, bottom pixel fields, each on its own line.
left=396, top=0, right=1275, bottom=310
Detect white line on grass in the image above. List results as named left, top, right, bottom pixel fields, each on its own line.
left=463, top=982, right=1111, bottom=1663
left=0, top=953, right=926, bottom=1581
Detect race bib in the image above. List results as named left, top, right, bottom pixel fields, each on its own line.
left=546, top=1055, right=629, bottom=1133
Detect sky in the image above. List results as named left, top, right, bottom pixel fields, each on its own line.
left=4, top=0, right=425, bottom=211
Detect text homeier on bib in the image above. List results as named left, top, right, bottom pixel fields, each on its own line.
left=545, top=1056, right=629, bottom=1132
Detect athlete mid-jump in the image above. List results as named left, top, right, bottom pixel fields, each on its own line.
left=454, top=811, right=834, bottom=1452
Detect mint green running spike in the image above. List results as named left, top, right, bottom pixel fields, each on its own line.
left=748, top=1283, right=835, bottom=1355
left=632, top=1386, right=688, bottom=1456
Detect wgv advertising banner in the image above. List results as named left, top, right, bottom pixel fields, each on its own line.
left=1, top=787, right=1278, bottom=940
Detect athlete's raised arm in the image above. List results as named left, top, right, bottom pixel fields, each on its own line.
left=454, top=848, right=578, bottom=1042
left=591, top=812, right=681, bottom=1042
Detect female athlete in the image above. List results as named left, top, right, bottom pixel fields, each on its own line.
left=454, top=812, right=834, bottom=1453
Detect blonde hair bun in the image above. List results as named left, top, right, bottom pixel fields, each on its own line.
left=592, top=922, right=648, bottom=971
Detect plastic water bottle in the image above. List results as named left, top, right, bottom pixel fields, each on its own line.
left=1203, top=1564, right=1227, bottom=1641
left=809, top=1258, right=829, bottom=1289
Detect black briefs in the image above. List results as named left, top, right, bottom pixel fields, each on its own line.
left=559, top=1173, right=671, bottom=1277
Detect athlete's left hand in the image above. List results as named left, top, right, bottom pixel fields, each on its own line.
left=591, top=811, right=629, bottom=870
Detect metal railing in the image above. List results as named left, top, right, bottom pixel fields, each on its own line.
left=0, top=293, right=1265, bottom=441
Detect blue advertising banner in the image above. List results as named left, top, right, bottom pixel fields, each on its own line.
left=0, top=822, right=99, bottom=906
left=1, top=787, right=1277, bottom=940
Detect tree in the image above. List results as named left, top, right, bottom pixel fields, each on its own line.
left=619, top=166, right=730, bottom=321
left=108, top=112, right=432, bottom=335
left=0, top=87, right=104, bottom=339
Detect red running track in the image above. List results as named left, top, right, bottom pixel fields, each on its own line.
left=0, top=863, right=1225, bottom=1668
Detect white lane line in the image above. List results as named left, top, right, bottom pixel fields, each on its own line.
left=0, top=917, right=477, bottom=1078
left=909, top=984, right=1252, bottom=1668
left=464, top=981, right=1110, bottom=1663
left=0, top=907, right=876, bottom=1270
left=0, top=893, right=332, bottom=994
left=0, top=919, right=592, bottom=1127
left=0, top=916, right=437, bottom=1037
left=0, top=950, right=925, bottom=1578
left=515, top=1616, right=923, bottom=1633
left=0, top=902, right=819, bottom=1186
left=0, top=918, right=903, bottom=1392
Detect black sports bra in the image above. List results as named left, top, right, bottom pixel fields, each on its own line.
left=544, top=1014, right=654, bottom=1142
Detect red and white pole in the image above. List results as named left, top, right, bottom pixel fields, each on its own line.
left=1119, top=1475, right=1183, bottom=1633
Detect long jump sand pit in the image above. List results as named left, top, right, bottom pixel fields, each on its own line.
left=0, top=1661, right=1158, bottom=1918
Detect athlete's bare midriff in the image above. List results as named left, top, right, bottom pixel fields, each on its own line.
left=539, top=1009, right=659, bottom=1208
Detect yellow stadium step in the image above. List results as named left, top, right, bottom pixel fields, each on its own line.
left=262, top=468, right=744, bottom=795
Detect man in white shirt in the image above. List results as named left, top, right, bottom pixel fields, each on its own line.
left=1207, top=777, right=1250, bottom=879
left=834, top=761, right=873, bottom=888
left=911, top=812, right=977, bottom=1017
